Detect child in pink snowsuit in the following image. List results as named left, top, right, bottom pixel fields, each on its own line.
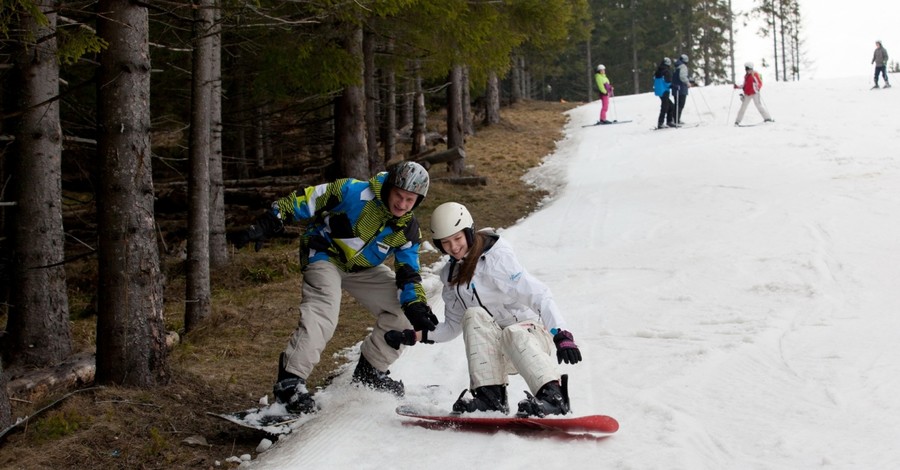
left=594, top=64, right=614, bottom=124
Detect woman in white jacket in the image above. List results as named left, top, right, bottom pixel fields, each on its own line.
left=385, top=202, right=582, bottom=417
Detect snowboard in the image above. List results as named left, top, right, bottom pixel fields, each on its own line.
left=208, top=404, right=308, bottom=435
left=582, top=120, right=632, bottom=127
left=396, top=405, right=619, bottom=435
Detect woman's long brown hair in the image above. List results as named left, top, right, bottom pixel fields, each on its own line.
left=448, top=231, right=487, bottom=287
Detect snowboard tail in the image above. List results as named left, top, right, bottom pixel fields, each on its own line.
left=396, top=405, right=618, bottom=435
left=209, top=404, right=308, bottom=435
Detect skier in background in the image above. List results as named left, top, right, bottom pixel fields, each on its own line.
left=671, top=53, right=691, bottom=124
left=653, top=57, right=676, bottom=129
left=594, top=64, right=615, bottom=124
left=872, top=40, right=891, bottom=89
left=734, top=62, right=774, bottom=126
left=385, top=202, right=583, bottom=417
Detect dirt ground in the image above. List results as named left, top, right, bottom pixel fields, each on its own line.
left=0, top=99, right=576, bottom=469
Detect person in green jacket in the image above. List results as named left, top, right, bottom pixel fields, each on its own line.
left=594, top=64, right=614, bottom=124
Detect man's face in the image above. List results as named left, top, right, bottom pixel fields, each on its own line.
left=387, top=187, right=419, bottom=217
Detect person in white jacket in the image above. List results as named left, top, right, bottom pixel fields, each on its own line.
left=384, top=202, right=583, bottom=417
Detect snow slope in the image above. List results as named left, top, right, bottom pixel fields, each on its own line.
left=249, top=74, right=900, bottom=469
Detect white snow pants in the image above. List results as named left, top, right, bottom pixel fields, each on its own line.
left=282, top=261, right=411, bottom=378
left=735, top=93, right=772, bottom=123
left=461, top=307, right=560, bottom=394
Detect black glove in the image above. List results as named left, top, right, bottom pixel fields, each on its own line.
left=230, top=210, right=283, bottom=252
left=553, top=330, right=582, bottom=365
left=403, top=302, right=438, bottom=331
left=384, top=329, right=417, bottom=350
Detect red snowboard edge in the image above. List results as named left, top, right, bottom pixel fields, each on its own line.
left=396, top=406, right=618, bottom=434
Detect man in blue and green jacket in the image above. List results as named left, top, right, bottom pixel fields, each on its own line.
left=233, top=161, right=437, bottom=414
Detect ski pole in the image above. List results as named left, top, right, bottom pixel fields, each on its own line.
left=726, top=87, right=736, bottom=124
left=694, top=86, right=715, bottom=120
left=690, top=93, right=703, bottom=124
left=672, top=90, right=681, bottom=124
left=611, top=94, right=618, bottom=121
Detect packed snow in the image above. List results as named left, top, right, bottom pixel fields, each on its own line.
left=243, top=74, right=900, bottom=469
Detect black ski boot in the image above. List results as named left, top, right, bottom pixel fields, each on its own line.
left=516, top=375, right=571, bottom=417
left=273, top=353, right=317, bottom=414
left=351, top=355, right=405, bottom=397
left=452, top=385, right=509, bottom=414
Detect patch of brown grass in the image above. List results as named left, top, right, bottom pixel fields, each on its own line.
left=0, top=99, right=575, bottom=469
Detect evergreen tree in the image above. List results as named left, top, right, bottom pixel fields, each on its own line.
left=95, top=0, right=169, bottom=387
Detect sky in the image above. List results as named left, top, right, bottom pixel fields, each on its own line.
left=224, top=70, right=900, bottom=469
left=732, top=0, right=900, bottom=81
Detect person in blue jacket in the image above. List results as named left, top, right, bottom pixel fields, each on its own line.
left=653, top=57, right=675, bottom=129
left=231, top=161, right=438, bottom=414
left=671, top=53, right=691, bottom=124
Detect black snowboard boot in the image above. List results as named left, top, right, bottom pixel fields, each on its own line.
left=351, top=355, right=405, bottom=397
left=273, top=353, right=317, bottom=414
left=516, top=375, right=571, bottom=417
left=452, top=385, right=509, bottom=414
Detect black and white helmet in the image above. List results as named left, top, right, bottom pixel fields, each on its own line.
left=430, top=202, right=475, bottom=253
left=381, top=161, right=429, bottom=208
left=680, top=53, right=689, bottom=63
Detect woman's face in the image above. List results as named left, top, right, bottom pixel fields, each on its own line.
left=440, top=230, right=469, bottom=260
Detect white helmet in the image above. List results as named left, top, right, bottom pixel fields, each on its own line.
left=679, top=53, right=689, bottom=62
left=430, top=202, right=475, bottom=251
left=744, top=61, right=754, bottom=70
left=596, top=64, right=606, bottom=71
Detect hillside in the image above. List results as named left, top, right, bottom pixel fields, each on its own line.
left=0, top=99, right=576, bottom=469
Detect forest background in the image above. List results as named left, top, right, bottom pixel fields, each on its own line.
left=1, top=0, right=806, bottom=467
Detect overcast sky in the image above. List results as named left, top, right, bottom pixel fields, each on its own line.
left=731, top=0, right=899, bottom=81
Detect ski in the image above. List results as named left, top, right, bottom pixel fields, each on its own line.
left=652, top=122, right=699, bottom=130
left=396, top=405, right=619, bottom=435
left=582, top=120, right=632, bottom=127
left=735, top=121, right=772, bottom=127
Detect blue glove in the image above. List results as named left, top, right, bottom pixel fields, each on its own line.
left=553, top=330, right=582, bottom=365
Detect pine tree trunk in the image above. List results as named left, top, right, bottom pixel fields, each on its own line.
left=0, top=361, right=10, bottom=428
left=510, top=56, right=522, bottom=104
left=95, top=0, right=169, bottom=387
left=380, top=39, right=396, bottom=166
left=461, top=65, right=474, bottom=136
left=411, top=62, right=427, bottom=156
left=363, top=30, right=380, bottom=173
left=399, top=65, right=413, bottom=131
left=335, top=26, right=368, bottom=179
left=185, top=0, right=214, bottom=331
left=484, top=71, right=501, bottom=125
left=446, top=65, right=465, bottom=176
left=208, top=1, right=228, bottom=268
left=6, top=0, right=72, bottom=368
